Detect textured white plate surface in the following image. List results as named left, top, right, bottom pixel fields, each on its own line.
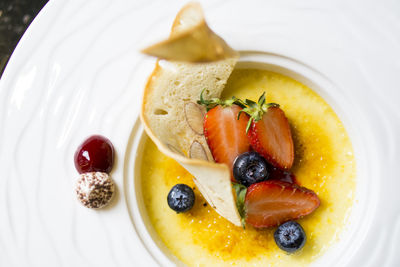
left=1, top=0, right=400, bottom=266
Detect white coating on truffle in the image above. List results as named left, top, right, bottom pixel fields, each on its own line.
left=75, top=172, right=115, bottom=209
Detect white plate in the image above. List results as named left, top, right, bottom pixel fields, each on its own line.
left=1, top=0, right=400, bottom=266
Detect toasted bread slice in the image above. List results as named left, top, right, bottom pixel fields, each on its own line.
left=141, top=3, right=238, bottom=62
left=140, top=3, right=241, bottom=226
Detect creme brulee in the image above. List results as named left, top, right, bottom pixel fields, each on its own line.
left=140, top=69, right=356, bottom=266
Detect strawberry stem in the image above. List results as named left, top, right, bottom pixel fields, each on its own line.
left=197, top=89, right=246, bottom=111
left=238, top=92, right=280, bottom=133
left=198, top=90, right=281, bottom=133
left=246, top=117, right=253, bottom=133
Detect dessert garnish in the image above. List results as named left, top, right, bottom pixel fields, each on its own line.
left=139, top=2, right=332, bottom=256
left=200, top=92, right=320, bottom=232
left=75, top=172, right=115, bottom=209
left=140, top=2, right=242, bottom=226
left=74, top=135, right=115, bottom=174
left=141, top=2, right=319, bottom=232
left=239, top=93, right=294, bottom=170
left=243, top=181, right=320, bottom=228
left=74, top=135, right=115, bottom=209
left=141, top=3, right=237, bottom=62
left=274, top=221, right=306, bottom=253
left=232, top=151, right=269, bottom=187
left=198, top=92, right=250, bottom=178
left=167, top=184, right=195, bottom=213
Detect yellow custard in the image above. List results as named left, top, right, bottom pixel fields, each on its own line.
left=140, top=69, right=356, bottom=266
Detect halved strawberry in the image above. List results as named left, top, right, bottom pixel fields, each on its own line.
left=244, top=180, right=320, bottom=228
left=240, top=93, right=294, bottom=170
left=198, top=92, right=251, bottom=179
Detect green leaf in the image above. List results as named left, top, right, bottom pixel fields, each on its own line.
left=197, top=89, right=220, bottom=111
left=197, top=91, right=281, bottom=132
left=198, top=89, right=206, bottom=104
left=197, top=89, right=248, bottom=111
left=268, top=102, right=280, bottom=108
left=232, top=182, right=247, bottom=228
left=232, top=96, right=247, bottom=109
left=245, top=117, right=253, bottom=133
left=261, top=102, right=280, bottom=112
left=237, top=110, right=244, bottom=120
left=258, top=92, right=266, bottom=106
left=245, top=99, right=257, bottom=108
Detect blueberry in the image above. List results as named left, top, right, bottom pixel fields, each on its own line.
left=274, top=221, right=306, bottom=253
left=233, top=152, right=269, bottom=187
left=167, top=184, right=195, bottom=213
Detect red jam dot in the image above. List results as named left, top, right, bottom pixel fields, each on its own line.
left=74, top=135, right=115, bottom=174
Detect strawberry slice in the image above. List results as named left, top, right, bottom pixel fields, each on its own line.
left=240, top=93, right=294, bottom=170
left=244, top=181, right=320, bottom=228
left=204, top=104, right=251, bottom=177
left=198, top=92, right=251, bottom=179
left=248, top=106, right=294, bottom=169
